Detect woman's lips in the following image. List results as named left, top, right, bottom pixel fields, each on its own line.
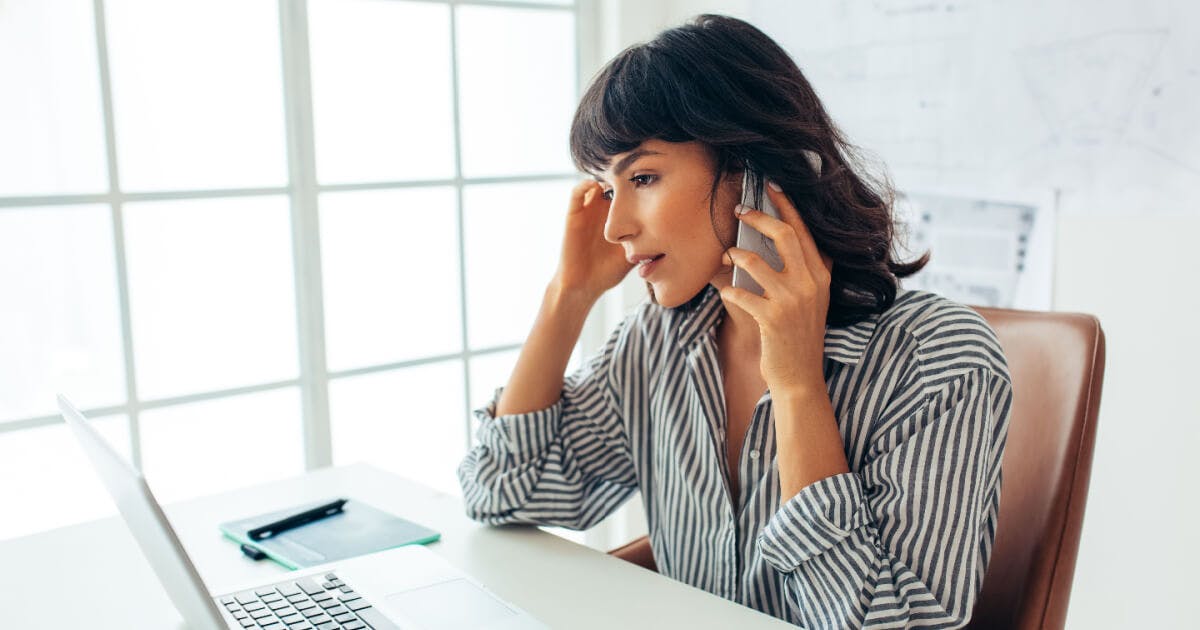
left=637, top=254, right=665, bottom=279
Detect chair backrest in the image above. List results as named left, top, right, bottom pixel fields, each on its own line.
left=965, top=305, right=1106, bottom=630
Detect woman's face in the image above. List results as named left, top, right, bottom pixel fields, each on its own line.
left=594, top=139, right=741, bottom=307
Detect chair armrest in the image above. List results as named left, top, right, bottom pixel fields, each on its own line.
left=608, top=535, right=657, bottom=573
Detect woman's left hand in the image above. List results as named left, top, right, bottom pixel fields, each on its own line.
left=719, top=181, right=834, bottom=398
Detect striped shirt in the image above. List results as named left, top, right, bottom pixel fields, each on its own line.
left=457, top=283, right=1013, bottom=629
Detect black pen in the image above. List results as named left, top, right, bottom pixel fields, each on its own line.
left=248, top=498, right=348, bottom=541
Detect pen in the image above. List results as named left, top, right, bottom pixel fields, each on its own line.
left=248, top=498, right=348, bottom=541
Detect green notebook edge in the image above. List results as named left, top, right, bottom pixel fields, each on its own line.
left=218, top=520, right=442, bottom=571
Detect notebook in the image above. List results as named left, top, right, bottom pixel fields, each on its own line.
left=219, top=497, right=441, bottom=570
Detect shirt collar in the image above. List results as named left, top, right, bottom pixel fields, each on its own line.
left=671, top=284, right=879, bottom=366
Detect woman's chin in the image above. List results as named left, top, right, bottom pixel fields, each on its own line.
left=650, top=278, right=711, bottom=308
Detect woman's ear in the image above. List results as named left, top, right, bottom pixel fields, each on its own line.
left=721, top=162, right=746, bottom=192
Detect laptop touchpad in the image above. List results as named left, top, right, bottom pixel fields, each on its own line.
left=387, top=578, right=517, bottom=629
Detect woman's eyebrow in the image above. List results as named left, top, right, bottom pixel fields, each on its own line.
left=592, top=149, right=664, bottom=183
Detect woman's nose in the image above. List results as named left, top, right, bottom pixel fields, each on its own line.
left=602, top=197, right=638, bottom=244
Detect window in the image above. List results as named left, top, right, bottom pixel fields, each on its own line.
left=0, top=0, right=586, bottom=541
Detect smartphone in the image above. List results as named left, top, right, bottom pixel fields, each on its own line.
left=731, top=151, right=822, bottom=297
left=732, top=167, right=784, bottom=297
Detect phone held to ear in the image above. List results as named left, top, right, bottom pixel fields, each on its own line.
left=731, top=167, right=783, bottom=297
left=731, top=151, right=823, bottom=297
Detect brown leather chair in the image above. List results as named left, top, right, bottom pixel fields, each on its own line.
left=609, top=304, right=1106, bottom=630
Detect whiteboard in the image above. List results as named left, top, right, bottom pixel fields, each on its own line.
left=749, top=0, right=1199, bottom=217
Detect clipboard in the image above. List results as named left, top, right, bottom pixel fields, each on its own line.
left=219, top=497, right=441, bottom=570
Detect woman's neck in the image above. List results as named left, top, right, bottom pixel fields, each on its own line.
left=716, top=301, right=760, bottom=356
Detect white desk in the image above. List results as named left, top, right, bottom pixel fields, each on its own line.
left=0, top=463, right=794, bottom=629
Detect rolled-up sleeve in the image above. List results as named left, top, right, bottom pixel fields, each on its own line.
left=456, top=312, right=641, bottom=530
left=758, top=366, right=1013, bottom=629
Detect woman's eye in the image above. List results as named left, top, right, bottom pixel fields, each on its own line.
left=600, top=175, right=654, bottom=201
left=630, top=174, right=656, bottom=187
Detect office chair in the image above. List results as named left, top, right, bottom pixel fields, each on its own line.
left=609, top=304, right=1107, bottom=630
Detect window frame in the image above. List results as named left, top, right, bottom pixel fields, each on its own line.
left=0, top=0, right=601, bottom=483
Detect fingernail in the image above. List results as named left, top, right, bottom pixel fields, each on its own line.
left=735, top=203, right=750, bottom=215
left=767, top=179, right=783, bottom=192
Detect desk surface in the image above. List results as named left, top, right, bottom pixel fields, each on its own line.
left=0, top=463, right=793, bottom=629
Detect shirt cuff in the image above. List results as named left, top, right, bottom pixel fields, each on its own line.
left=473, top=385, right=563, bottom=465
left=758, top=471, right=872, bottom=571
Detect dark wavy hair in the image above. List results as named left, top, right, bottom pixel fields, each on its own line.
left=568, top=14, right=929, bottom=326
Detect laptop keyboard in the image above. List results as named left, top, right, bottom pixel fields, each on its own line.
left=218, top=572, right=399, bottom=630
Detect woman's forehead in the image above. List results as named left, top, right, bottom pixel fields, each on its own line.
left=594, top=140, right=709, bottom=181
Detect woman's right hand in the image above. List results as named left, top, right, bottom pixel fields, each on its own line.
left=551, top=179, right=635, bottom=301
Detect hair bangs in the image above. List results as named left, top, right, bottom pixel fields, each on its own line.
left=570, top=48, right=690, bottom=176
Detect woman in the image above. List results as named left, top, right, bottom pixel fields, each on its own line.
left=458, top=14, right=1012, bottom=629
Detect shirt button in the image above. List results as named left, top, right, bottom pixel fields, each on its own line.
left=749, top=449, right=760, bottom=460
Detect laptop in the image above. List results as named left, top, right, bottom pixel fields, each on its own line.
left=58, top=395, right=548, bottom=630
